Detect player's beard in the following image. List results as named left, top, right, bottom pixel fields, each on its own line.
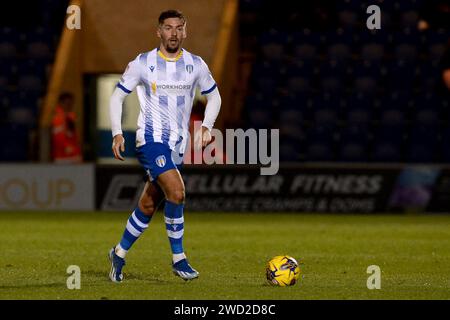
left=165, top=38, right=180, bottom=53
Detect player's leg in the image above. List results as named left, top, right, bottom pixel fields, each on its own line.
left=157, top=168, right=199, bottom=280
left=109, top=181, right=165, bottom=283
left=115, top=181, right=165, bottom=256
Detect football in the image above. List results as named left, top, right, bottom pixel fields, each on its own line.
left=266, top=255, right=301, bottom=287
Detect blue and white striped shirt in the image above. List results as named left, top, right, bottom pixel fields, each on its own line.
left=116, top=48, right=217, bottom=154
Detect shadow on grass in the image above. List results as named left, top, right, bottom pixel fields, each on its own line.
left=84, top=269, right=171, bottom=285
left=0, top=282, right=63, bottom=290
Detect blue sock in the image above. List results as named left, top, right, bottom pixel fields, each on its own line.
left=118, top=207, right=152, bottom=251
left=164, top=201, right=185, bottom=256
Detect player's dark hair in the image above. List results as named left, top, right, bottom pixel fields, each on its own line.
left=158, top=10, right=186, bottom=26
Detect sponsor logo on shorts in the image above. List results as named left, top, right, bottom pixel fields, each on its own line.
left=156, top=155, right=166, bottom=168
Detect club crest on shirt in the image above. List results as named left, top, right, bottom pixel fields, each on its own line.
left=151, top=81, right=157, bottom=94
left=155, top=155, right=166, bottom=168
left=186, top=64, right=194, bottom=74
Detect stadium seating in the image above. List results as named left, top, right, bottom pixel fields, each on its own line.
left=0, top=0, right=68, bottom=161
left=241, top=0, right=450, bottom=163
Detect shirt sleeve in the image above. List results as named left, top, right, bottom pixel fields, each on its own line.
left=197, top=58, right=217, bottom=95
left=117, top=55, right=141, bottom=94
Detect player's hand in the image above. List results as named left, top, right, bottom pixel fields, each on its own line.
left=194, top=126, right=212, bottom=150
left=112, top=134, right=125, bottom=161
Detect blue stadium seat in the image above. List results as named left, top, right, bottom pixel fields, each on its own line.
left=27, top=41, right=52, bottom=60
left=305, top=143, right=335, bottom=162
left=337, top=10, right=359, bottom=29
left=293, top=43, right=318, bottom=62
left=372, top=142, right=402, bottom=162
left=380, top=109, right=405, bottom=127
left=287, top=76, right=311, bottom=95
left=279, top=108, right=303, bottom=126
left=406, top=144, right=437, bottom=163
left=347, top=108, right=371, bottom=126
left=354, top=76, right=378, bottom=96
left=429, top=44, right=447, bottom=63
left=441, top=128, right=450, bottom=162
left=313, top=107, right=337, bottom=127
left=1, top=27, right=19, bottom=42
left=306, top=125, right=335, bottom=144
left=385, top=60, right=417, bottom=92
left=336, top=0, right=364, bottom=12
left=18, top=74, right=44, bottom=93
left=240, top=0, right=264, bottom=11
left=424, top=29, right=450, bottom=46
left=394, top=43, right=418, bottom=63
left=251, top=60, right=284, bottom=81
left=0, top=74, right=8, bottom=88
left=280, top=142, right=301, bottom=162
left=291, top=30, right=322, bottom=47
left=0, top=124, right=30, bottom=161
left=280, top=123, right=304, bottom=142
left=321, top=76, right=344, bottom=94
left=414, top=109, right=439, bottom=127
left=8, top=107, right=35, bottom=126
left=393, top=28, right=422, bottom=44
left=0, top=41, right=17, bottom=60
left=405, top=126, right=440, bottom=163
left=400, top=10, right=419, bottom=29
left=261, top=42, right=284, bottom=62
left=360, top=43, right=385, bottom=63
left=285, top=60, right=315, bottom=78
left=340, top=125, right=370, bottom=144
left=408, top=126, right=439, bottom=146
left=339, top=142, right=368, bottom=162
left=247, top=109, right=272, bottom=129
left=318, top=60, right=349, bottom=77
left=359, top=30, right=390, bottom=46
left=17, top=59, right=48, bottom=76
left=393, top=0, right=422, bottom=12
left=417, top=61, right=441, bottom=92
left=24, top=26, right=56, bottom=47
left=374, top=125, right=404, bottom=145
left=259, top=30, right=287, bottom=62
left=327, top=43, right=351, bottom=63
left=379, top=91, right=411, bottom=111
left=414, top=93, right=444, bottom=112
left=352, top=60, right=384, bottom=79
left=253, top=76, right=276, bottom=92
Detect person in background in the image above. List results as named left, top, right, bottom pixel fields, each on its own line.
left=51, top=92, right=82, bottom=163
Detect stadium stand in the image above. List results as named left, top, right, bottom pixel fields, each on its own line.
left=0, top=0, right=68, bottom=161
left=240, top=0, right=450, bottom=162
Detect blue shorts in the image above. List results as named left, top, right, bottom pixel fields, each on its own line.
left=136, top=142, right=183, bottom=183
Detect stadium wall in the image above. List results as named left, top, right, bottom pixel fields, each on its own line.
left=81, top=0, right=225, bottom=73
left=1, top=164, right=450, bottom=213
left=96, top=164, right=450, bottom=214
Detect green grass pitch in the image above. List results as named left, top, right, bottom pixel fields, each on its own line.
left=0, top=211, right=449, bottom=300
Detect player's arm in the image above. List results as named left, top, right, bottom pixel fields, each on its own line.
left=195, top=87, right=221, bottom=150
left=110, top=87, right=128, bottom=160
left=195, top=57, right=222, bottom=150
left=109, top=55, right=142, bottom=160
